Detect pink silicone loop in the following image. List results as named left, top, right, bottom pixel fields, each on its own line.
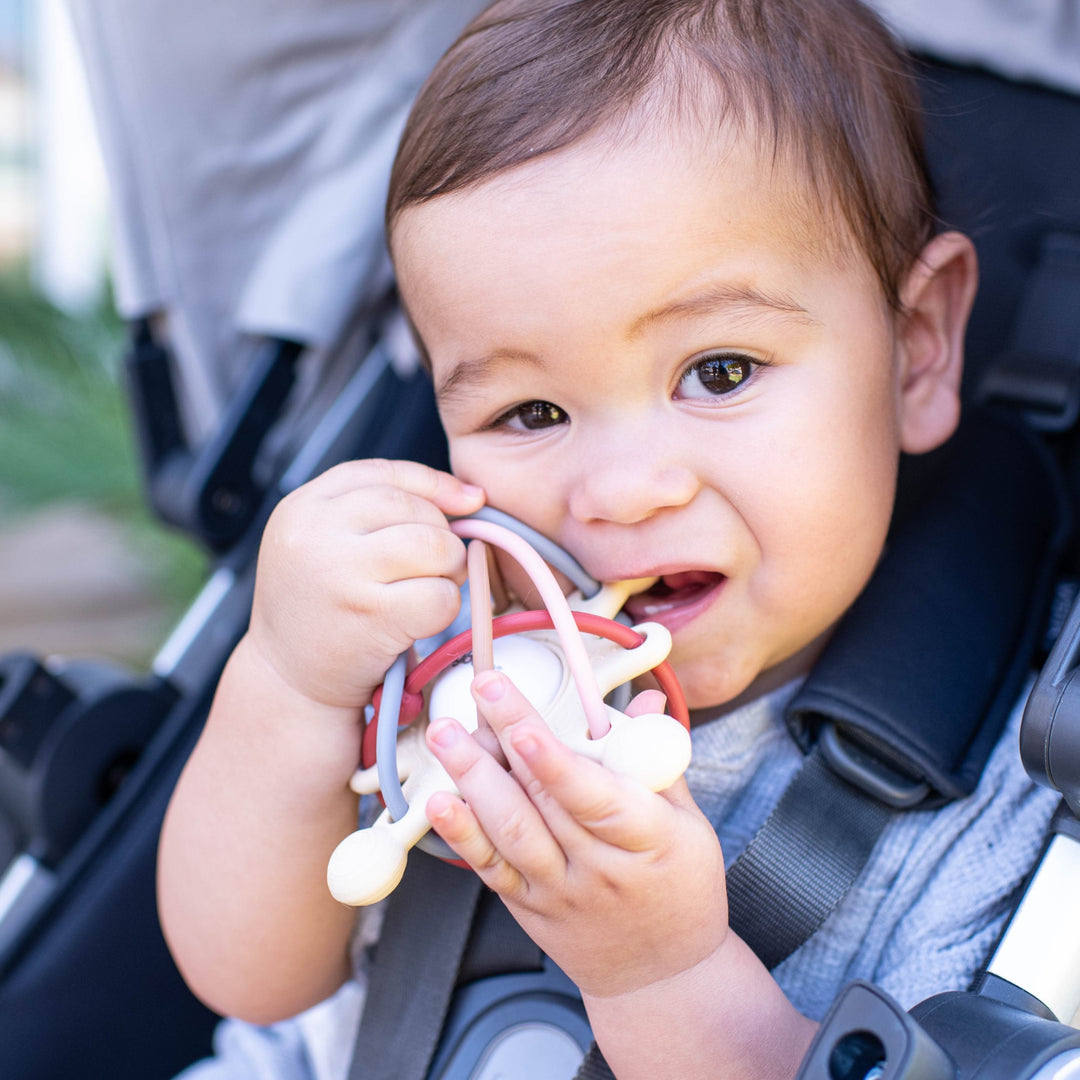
left=467, top=539, right=494, bottom=674
left=450, top=518, right=612, bottom=738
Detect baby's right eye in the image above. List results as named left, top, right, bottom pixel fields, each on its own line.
left=492, top=400, right=569, bottom=431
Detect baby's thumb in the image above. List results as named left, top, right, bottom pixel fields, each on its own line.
left=434, top=474, right=486, bottom=516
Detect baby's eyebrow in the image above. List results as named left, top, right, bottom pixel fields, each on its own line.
left=435, top=349, right=544, bottom=405
left=435, top=284, right=815, bottom=405
left=630, top=283, right=819, bottom=334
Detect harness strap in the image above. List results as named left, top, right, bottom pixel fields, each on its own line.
left=455, top=882, right=543, bottom=985
left=348, top=852, right=482, bottom=1080
left=725, top=745, right=893, bottom=971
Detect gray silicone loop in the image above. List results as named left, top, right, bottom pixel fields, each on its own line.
left=375, top=652, right=410, bottom=822
left=466, top=507, right=600, bottom=598
left=377, top=653, right=463, bottom=859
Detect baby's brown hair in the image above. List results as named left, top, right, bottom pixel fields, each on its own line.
left=387, top=0, right=937, bottom=310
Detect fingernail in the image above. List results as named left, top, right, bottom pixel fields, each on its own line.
left=460, top=482, right=484, bottom=499
left=473, top=671, right=506, bottom=703
left=429, top=718, right=460, bottom=748
left=513, top=730, right=540, bottom=759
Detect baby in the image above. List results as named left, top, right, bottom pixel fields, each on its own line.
left=159, top=2, right=1057, bottom=1078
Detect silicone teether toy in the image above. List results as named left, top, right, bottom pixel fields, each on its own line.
left=326, top=513, right=692, bottom=906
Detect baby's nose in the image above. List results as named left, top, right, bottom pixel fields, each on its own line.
left=567, top=439, right=700, bottom=525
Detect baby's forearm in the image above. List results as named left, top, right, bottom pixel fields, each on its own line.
left=584, top=932, right=816, bottom=1080
left=157, top=634, right=363, bottom=1024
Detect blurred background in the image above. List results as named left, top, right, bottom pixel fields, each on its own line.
left=0, top=0, right=205, bottom=669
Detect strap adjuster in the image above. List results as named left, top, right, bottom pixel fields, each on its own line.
left=974, top=231, right=1080, bottom=433
left=977, top=352, right=1080, bottom=432
left=819, top=722, right=930, bottom=809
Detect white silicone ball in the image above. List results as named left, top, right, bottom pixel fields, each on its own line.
left=601, top=714, right=692, bottom=792
left=428, top=635, right=564, bottom=730
left=326, top=828, right=408, bottom=907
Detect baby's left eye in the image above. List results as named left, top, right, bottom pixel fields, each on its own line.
left=677, top=353, right=756, bottom=400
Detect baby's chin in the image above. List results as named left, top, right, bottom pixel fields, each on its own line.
left=681, top=631, right=836, bottom=719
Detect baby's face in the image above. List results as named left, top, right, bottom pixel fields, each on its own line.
left=394, top=125, right=910, bottom=710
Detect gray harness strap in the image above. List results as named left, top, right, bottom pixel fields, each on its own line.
left=348, top=852, right=483, bottom=1080
left=726, top=744, right=893, bottom=971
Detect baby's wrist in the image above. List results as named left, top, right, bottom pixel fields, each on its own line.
left=203, top=634, right=367, bottom=815
left=579, top=925, right=733, bottom=1003
left=234, top=633, right=370, bottom=724
left=583, top=932, right=816, bottom=1080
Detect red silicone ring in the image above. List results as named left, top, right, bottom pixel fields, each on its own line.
left=361, top=610, right=688, bottom=768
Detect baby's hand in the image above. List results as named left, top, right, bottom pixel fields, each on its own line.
left=249, top=459, right=485, bottom=709
left=425, top=671, right=728, bottom=999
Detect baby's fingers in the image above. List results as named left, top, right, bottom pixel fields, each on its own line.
left=472, top=673, right=672, bottom=852
left=312, top=459, right=485, bottom=517
left=425, top=789, right=521, bottom=894
left=514, top=722, right=674, bottom=852
left=356, top=520, right=472, bottom=586
left=625, top=688, right=667, bottom=717
left=425, top=717, right=566, bottom=890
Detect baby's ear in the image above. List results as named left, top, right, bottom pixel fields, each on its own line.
left=895, top=231, right=978, bottom=454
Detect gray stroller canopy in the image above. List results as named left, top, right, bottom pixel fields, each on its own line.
left=67, top=0, right=486, bottom=444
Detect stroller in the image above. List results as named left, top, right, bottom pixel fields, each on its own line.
left=0, top=2, right=1078, bottom=1077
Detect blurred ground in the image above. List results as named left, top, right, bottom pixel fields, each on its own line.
left=0, top=501, right=176, bottom=667
left=0, top=280, right=207, bottom=672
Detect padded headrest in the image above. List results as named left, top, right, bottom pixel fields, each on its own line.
left=788, top=409, right=1069, bottom=803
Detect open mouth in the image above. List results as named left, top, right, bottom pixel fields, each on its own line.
left=622, top=571, right=726, bottom=624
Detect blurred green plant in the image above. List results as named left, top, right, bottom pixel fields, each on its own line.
left=0, top=272, right=207, bottom=610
